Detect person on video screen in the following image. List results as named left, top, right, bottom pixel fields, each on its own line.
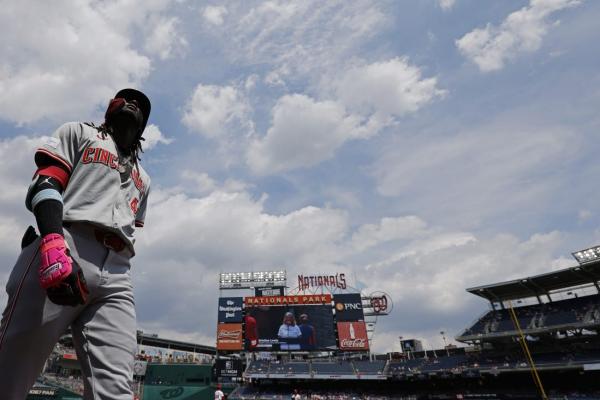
left=244, top=308, right=258, bottom=350
left=278, top=312, right=301, bottom=350
left=298, top=314, right=316, bottom=350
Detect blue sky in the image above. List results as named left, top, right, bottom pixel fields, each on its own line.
left=1, top=0, right=599, bottom=352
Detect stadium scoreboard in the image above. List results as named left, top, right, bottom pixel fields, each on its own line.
left=216, top=292, right=369, bottom=352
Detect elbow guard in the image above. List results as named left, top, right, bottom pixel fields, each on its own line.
left=26, top=175, right=64, bottom=212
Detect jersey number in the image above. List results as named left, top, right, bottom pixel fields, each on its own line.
left=130, top=197, right=139, bottom=214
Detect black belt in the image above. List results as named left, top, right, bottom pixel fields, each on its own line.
left=94, top=230, right=127, bottom=252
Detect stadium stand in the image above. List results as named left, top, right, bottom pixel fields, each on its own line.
left=352, top=359, right=386, bottom=374
left=246, top=359, right=270, bottom=374
left=311, top=361, right=355, bottom=376
left=234, top=255, right=600, bottom=399
left=459, top=294, right=600, bottom=339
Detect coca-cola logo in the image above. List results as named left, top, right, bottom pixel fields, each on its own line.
left=218, top=330, right=241, bottom=339
left=340, top=338, right=367, bottom=348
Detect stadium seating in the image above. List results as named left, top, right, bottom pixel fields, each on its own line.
left=268, top=361, right=310, bottom=375
left=311, top=361, right=355, bottom=375
left=388, top=358, right=426, bottom=375
left=419, top=355, right=468, bottom=373
left=352, top=360, right=386, bottom=374
left=246, top=360, right=270, bottom=374
left=459, top=294, right=600, bottom=338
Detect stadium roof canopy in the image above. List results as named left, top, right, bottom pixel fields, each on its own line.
left=137, top=332, right=216, bottom=355
left=466, top=261, right=600, bottom=302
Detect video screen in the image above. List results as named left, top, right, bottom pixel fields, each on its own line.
left=244, top=295, right=336, bottom=351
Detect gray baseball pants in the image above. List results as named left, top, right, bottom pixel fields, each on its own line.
left=0, top=223, right=137, bottom=399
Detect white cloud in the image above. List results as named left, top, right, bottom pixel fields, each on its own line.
left=578, top=209, right=592, bottom=222
left=0, top=1, right=193, bottom=125
left=372, top=123, right=580, bottom=225
left=182, top=83, right=253, bottom=139
left=335, top=58, right=446, bottom=118
left=144, top=16, right=188, bottom=60
left=0, top=140, right=582, bottom=354
left=178, top=171, right=250, bottom=195
left=202, top=1, right=388, bottom=82
left=246, top=58, right=445, bottom=175
left=456, top=0, right=581, bottom=72
left=180, top=171, right=217, bottom=193
left=202, top=5, right=228, bottom=26
left=135, top=189, right=349, bottom=283
left=0, top=135, right=44, bottom=308
left=438, top=0, right=456, bottom=11
left=141, top=124, right=173, bottom=151
left=246, top=94, right=376, bottom=175
left=351, top=216, right=429, bottom=252
left=358, top=229, right=568, bottom=352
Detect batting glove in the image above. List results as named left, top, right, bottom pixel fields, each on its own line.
left=39, top=233, right=89, bottom=306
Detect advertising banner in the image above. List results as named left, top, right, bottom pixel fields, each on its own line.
left=245, top=294, right=331, bottom=306
left=216, top=359, right=244, bottom=378
left=333, top=293, right=364, bottom=322
left=218, top=297, right=243, bottom=323
left=337, top=321, right=369, bottom=351
left=243, top=296, right=336, bottom=351
left=217, top=323, right=243, bottom=351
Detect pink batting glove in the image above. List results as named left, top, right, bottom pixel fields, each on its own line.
left=39, top=233, right=73, bottom=289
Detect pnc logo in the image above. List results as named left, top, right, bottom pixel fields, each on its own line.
left=335, top=302, right=362, bottom=312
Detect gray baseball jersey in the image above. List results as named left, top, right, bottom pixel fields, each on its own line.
left=0, top=121, right=151, bottom=399
left=36, top=122, right=150, bottom=254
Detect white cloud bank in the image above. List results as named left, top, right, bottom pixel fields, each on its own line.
left=335, top=58, right=446, bottom=118
left=0, top=0, right=185, bottom=125
left=182, top=83, right=253, bottom=139
left=141, top=124, right=173, bottom=151
left=456, top=0, right=581, bottom=72
left=202, top=5, right=228, bottom=26
left=246, top=94, right=374, bottom=174
left=0, top=132, right=580, bottom=352
left=131, top=183, right=571, bottom=351
left=201, top=1, right=388, bottom=84
left=143, top=16, right=188, bottom=60
left=247, top=58, right=445, bottom=175
left=438, top=0, right=456, bottom=11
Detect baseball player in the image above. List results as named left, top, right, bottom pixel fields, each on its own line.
left=0, top=88, right=152, bottom=399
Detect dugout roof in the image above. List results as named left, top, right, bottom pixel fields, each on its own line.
left=466, top=261, right=600, bottom=302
